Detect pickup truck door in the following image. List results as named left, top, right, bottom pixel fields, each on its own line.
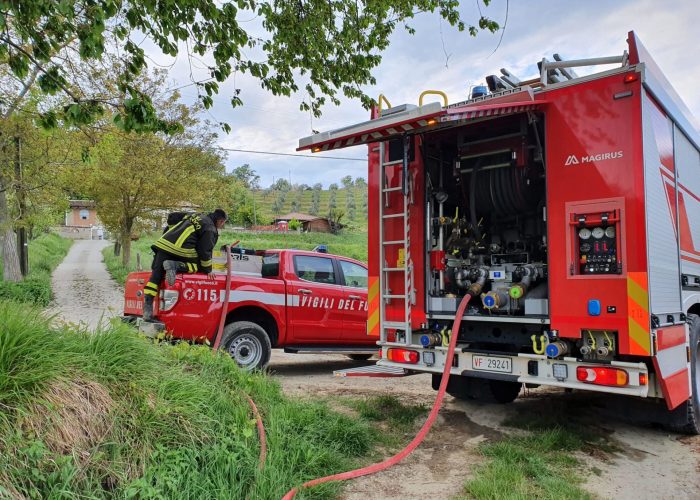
left=287, top=254, right=344, bottom=341
left=338, top=260, right=369, bottom=342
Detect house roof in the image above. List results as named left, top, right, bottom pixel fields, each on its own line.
left=69, top=199, right=95, bottom=209
left=275, top=212, right=325, bottom=222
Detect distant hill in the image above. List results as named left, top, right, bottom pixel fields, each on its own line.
left=246, top=185, right=368, bottom=230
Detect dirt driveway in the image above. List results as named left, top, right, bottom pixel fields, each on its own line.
left=49, top=239, right=124, bottom=330
left=268, top=351, right=700, bottom=500
left=49, top=242, right=700, bottom=499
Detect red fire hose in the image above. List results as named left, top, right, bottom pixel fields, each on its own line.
left=282, top=294, right=472, bottom=499
left=211, top=242, right=267, bottom=469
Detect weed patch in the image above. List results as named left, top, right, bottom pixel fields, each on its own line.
left=462, top=397, right=618, bottom=499
left=351, top=394, right=428, bottom=430
left=0, top=301, right=374, bottom=498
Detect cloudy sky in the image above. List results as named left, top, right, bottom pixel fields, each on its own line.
left=147, top=0, right=700, bottom=188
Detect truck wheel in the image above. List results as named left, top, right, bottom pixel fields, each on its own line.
left=434, top=374, right=521, bottom=404
left=665, top=314, right=700, bottom=434
left=347, top=354, right=373, bottom=361
left=220, top=321, right=272, bottom=371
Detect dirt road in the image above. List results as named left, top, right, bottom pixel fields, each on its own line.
left=269, top=351, right=700, bottom=500
left=48, top=242, right=700, bottom=499
left=50, top=239, right=124, bottom=329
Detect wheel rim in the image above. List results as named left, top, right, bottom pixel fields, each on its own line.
left=228, top=333, right=263, bottom=370
left=695, top=341, right=700, bottom=399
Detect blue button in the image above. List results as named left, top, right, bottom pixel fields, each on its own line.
left=588, top=299, right=601, bottom=316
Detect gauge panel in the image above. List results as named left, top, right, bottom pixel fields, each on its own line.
left=578, top=225, right=618, bottom=274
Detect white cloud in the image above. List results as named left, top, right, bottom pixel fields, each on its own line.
left=141, top=0, right=700, bottom=187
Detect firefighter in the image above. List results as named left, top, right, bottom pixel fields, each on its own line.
left=142, top=208, right=227, bottom=321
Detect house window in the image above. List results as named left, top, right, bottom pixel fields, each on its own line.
left=79, top=209, right=89, bottom=220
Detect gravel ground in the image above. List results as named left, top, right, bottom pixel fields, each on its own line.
left=49, top=239, right=124, bottom=330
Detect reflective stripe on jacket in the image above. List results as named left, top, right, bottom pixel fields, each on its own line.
left=152, top=213, right=219, bottom=272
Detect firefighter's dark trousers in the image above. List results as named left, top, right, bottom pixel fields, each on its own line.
left=144, top=251, right=199, bottom=298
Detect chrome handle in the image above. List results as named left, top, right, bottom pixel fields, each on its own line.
left=299, top=289, right=312, bottom=294
left=348, top=295, right=362, bottom=300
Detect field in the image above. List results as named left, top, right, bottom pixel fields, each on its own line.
left=104, top=229, right=368, bottom=285
left=247, top=185, right=368, bottom=230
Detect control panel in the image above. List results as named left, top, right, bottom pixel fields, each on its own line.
left=570, top=210, right=622, bottom=276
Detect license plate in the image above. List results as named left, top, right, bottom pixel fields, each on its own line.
left=472, top=355, right=512, bottom=374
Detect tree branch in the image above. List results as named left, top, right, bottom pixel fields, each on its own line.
left=1, top=64, right=41, bottom=120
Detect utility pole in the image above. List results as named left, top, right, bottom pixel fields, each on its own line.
left=14, top=136, right=28, bottom=276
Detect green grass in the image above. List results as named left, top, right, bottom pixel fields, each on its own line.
left=0, top=300, right=374, bottom=498
left=0, top=233, right=71, bottom=306
left=350, top=395, right=428, bottom=431
left=460, top=400, right=615, bottom=499
left=462, top=429, right=590, bottom=500
left=103, top=230, right=368, bottom=285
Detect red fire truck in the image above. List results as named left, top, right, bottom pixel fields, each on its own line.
left=298, top=32, right=700, bottom=433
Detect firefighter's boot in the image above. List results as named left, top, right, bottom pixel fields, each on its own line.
left=143, top=295, right=155, bottom=322
left=163, top=260, right=189, bottom=286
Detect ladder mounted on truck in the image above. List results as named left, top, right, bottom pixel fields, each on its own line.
left=379, top=135, right=414, bottom=345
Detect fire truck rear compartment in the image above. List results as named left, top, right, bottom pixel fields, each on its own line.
left=424, top=113, right=547, bottom=313
left=422, top=112, right=549, bottom=350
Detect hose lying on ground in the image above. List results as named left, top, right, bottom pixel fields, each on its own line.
left=281, top=294, right=472, bottom=499
left=211, top=243, right=267, bottom=469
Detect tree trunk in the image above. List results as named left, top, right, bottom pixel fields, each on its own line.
left=0, top=188, right=21, bottom=282
left=121, top=236, right=131, bottom=268
left=113, top=240, right=121, bottom=256
left=121, top=221, right=132, bottom=267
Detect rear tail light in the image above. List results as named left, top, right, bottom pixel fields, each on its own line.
left=623, top=73, right=638, bottom=83
left=576, top=366, right=628, bottom=386
left=159, top=289, right=179, bottom=312
left=387, top=348, right=419, bottom=364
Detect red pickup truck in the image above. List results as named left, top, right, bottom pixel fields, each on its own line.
left=123, top=248, right=375, bottom=369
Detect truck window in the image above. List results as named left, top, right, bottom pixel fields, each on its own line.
left=294, top=255, right=336, bottom=284
left=261, top=253, right=280, bottom=278
left=339, top=261, right=368, bottom=288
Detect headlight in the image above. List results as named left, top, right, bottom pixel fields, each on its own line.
left=159, top=289, right=179, bottom=312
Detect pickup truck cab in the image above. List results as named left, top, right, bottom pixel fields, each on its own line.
left=123, top=248, right=374, bottom=369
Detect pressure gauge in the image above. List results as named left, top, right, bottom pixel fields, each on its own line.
left=605, top=226, right=616, bottom=238
left=578, top=228, right=592, bottom=240
left=592, top=227, right=605, bottom=239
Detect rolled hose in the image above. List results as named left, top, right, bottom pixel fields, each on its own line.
left=281, top=294, right=472, bottom=499
left=211, top=243, right=267, bottom=469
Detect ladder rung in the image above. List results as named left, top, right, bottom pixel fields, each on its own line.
left=383, top=240, right=406, bottom=245
left=382, top=186, right=403, bottom=193
left=382, top=159, right=403, bottom=167
left=383, top=294, right=407, bottom=299
left=383, top=322, right=410, bottom=329
left=382, top=213, right=405, bottom=219
left=382, top=267, right=404, bottom=272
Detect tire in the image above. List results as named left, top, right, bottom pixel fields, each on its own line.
left=220, top=321, right=272, bottom=371
left=433, top=374, right=521, bottom=404
left=665, top=314, right=700, bottom=434
left=347, top=354, right=373, bottom=361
